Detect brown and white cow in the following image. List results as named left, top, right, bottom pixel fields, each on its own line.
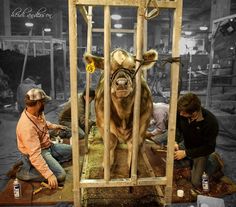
left=84, top=48, right=157, bottom=168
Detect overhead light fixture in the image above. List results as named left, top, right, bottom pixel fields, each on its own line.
left=111, top=14, right=121, bottom=20
left=116, top=33, right=123, bottom=37
left=184, top=31, right=192, bottom=35
left=44, top=28, right=51, bottom=32
left=25, top=22, right=34, bottom=27
left=199, top=26, right=208, bottom=31
left=91, top=21, right=95, bottom=24
left=114, top=23, right=122, bottom=29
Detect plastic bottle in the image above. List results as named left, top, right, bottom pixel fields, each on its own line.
left=202, top=172, right=209, bottom=192
left=13, top=178, right=21, bottom=199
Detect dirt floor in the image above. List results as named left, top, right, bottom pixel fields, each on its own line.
left=0, top=101, right=236, bottom=207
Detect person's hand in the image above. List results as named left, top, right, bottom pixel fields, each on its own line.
left=174, top=150, right=186, bottom=160
left=47, top=174, right=58, bottom=189
left=57, top=125, right=68, bottom=130
left=89, top=120, right=96, bottom=127
left=174, top=142, right=179, bottom=151
left=145, top=131, right=153, bottom=139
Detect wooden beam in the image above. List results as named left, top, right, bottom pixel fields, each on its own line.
left=141, top=146, right=165, bottom=204
left=76, top=0, right=178, bottom=8
left=131, top=0, right=145, bottom=181
left=68, top=0, right=80, bottom=206
left=164, top=0, right=183, bottom=205
left=85, top=6, right=93, bottom=154
left=50, top=39, right=55, bottom=99
left=0, top=36, right=66, bottom=44
left=79, top=6, right=88, bottom=23
left=92, top=28, right=135, bottom=33
left=80, top=177, right=167, bottom=188
left=103, top=5, right=111, bottom=182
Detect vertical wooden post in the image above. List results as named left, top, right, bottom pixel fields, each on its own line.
left=68, top=0, right=80, bottom=206
left=63, top=41, right=67, bottom=100
left=133, top=23, right=137, bottom=54
left=205, top=31, right=215, bottom=108
left=85, top=6, right=93, bottom=154
left=20, top=28, right=32, bottom=83
left=164, top=0, right=183, bottom=205
left=50, top=39, right=55, bottom=99
left=143, top=17, right=148, bottom=80
left=131, top=0, right=145, bottom=180
left=104, top=5, right=111, bottom=182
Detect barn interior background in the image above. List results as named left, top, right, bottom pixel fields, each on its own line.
left=0, top=0, right=235, bottom=105
left=0, top=0, right=236, bottom=206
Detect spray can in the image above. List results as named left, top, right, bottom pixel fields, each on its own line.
left=13, top=178, right=21, bottom=199
left=202, top=172, right=209, bottom=192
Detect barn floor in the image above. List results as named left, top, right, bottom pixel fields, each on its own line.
left=0, top=100, right=236, bottom=206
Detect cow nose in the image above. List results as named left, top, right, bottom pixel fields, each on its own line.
left=116, top=79, right=128, bottom=86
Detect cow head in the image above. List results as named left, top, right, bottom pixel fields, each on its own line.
left=84, top=48, right=158, bottom=98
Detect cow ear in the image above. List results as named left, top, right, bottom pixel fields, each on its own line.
left=84, top=53, right=104, bottom=70
left=142, top=49, right=158, bottom=70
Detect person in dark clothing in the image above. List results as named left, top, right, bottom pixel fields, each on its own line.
left=58, top=88, right=96, bottom=139
left=174, top=92, right=224, bottom=188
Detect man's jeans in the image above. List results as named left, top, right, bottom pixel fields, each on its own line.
left=16, top=143, right=72, bottom=183
left=191, top=154, right=221, bottom=188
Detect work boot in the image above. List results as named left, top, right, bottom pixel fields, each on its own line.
left=211, top=152, right=224, bottom=171
left=6, top=160, right=23, bottom=178
left=210, top=152, right=224, bottom=181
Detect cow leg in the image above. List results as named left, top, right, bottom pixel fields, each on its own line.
left=127, top=140, right=132, bottom=169
left=102, top=133, right=118, bottom=169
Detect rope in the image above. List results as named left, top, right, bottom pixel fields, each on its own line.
left=110, top=57, right=183, bottom=82
left=144, top=0, right=160, bottom=20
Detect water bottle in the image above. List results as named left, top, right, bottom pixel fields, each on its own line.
left=13, top=178, right=21, bottom=199
left=202, top=172, right=209, bottom=192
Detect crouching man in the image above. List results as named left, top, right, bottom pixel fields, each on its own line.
left=16, top=88, right=72, bottom=189
left=175, top=93, right=224, bottom=189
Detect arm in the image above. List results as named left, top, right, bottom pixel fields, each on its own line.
left=46, top=121, right=67, bottom=130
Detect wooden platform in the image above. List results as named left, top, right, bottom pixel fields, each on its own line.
left=1, top=139, right=236, bottom=206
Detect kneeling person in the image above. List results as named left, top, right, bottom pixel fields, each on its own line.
left=16, top=88, right=72, bottom=189
left=175, top=93, right=224, bottom=188
left=58, top=88, right=96, bottom=139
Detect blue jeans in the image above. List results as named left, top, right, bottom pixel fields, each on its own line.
left=190, top=154, right=221, bottom=188
left=16, top=143, right=72, bottom=183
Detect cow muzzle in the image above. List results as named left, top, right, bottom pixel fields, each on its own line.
left=111, top=69, right=135, bottom=98
left=112, top=76, right=134, bottom=97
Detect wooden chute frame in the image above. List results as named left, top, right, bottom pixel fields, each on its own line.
left=68, top=0, right=183, bottom=206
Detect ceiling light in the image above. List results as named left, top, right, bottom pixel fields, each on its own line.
left=91, top=21, right=95, bottom=24
left=116, top=33, right=123, bottom=37
left=199, top=26, right=208, bottom=31
left=184, top=31, right=192, bottom=35
left=44, top=28, right=51, bottom=32
left=111, top=14, right=121, bottom=20
left=114, top=24, right=122, bottom=29
left=25, top=22, right=34, bottom=27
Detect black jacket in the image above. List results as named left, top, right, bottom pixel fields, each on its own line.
left=177, top=107, right=219, bottom=159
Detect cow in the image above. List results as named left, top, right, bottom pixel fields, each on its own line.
left=84, top=48, right=158, bottom=169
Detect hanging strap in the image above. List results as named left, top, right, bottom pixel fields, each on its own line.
left=144, top=0, right=160, bottom=20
